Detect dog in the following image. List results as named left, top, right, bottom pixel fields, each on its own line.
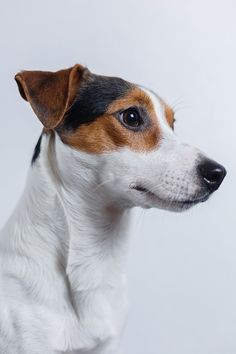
left=0, top=64, right=226, bottom=354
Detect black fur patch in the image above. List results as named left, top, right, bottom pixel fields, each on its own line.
left=61, top=74, right=133, bottom=131
left=31, top=134, right=42, bottom=165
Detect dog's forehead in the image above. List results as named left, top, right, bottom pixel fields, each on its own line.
left=62, top=74, right=134, bottom=131
left=58, top=73, right=174, bottom=154
left=140, top=87, right=175, bottom=128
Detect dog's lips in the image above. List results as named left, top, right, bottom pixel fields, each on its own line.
left=129, top=183, right=210, bottom=206
left=130, top=184, right=154, bottom=195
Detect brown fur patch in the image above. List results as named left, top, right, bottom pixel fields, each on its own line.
left=60, top=87, right=161, bottom=154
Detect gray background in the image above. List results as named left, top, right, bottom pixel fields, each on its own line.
left=0, top=1, right=235, bottom=353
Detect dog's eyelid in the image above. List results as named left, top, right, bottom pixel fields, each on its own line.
left=113, top=105, right=141, bottom=115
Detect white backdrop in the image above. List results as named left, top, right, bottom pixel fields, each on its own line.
left=0, top=1, right=235, bottom=353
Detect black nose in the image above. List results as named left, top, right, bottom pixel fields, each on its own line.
left=198, top=159, right=226, bottom=192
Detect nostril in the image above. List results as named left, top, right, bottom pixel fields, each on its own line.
left=205, top=168, right=224, bottom=183
left=209, top=168, right=223, bottom=182
left=198, top=159, right=226, bottom=192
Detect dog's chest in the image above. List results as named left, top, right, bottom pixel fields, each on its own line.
left=49, top=276, right=128, bottom=352
left=0, top=253, right=128, bottom=354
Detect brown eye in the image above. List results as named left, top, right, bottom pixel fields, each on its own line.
left=120, top=108, right=143, bottom=129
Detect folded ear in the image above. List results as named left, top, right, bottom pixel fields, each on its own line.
left=15, top=64, right=88, bottom=129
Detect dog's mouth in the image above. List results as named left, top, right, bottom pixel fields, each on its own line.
left=129, top=183, right=210, bottom=207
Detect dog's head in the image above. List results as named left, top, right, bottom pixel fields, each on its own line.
left=15, top=64, right=226, bottom=211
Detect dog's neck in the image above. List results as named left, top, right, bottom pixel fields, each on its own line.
left=3, top=133, right=131, bottom=295
left=0, top=132, right=132, bottom=350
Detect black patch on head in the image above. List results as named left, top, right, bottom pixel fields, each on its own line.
left=31, top=134, right=42, bottom=165
left=60, top=74, right=133, bottom=131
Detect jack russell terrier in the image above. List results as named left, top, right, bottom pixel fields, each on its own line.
left=0, top=64, right=226, bottom=353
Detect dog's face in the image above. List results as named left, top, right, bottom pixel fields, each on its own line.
left=15, top=64, right=226, bottom=211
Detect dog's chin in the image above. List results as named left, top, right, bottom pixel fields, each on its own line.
left=157, top=195, right=210, bottom=212
left=129, top=184, right=210, bottom=212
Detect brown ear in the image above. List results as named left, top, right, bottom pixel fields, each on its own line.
left=15, top=64, right=88, bottom=129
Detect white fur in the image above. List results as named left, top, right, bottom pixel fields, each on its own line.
left=0, top=90, right=208, bottom=353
